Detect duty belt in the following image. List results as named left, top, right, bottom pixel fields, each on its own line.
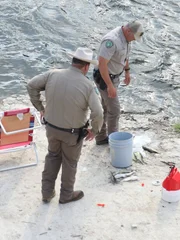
left=93, top=69, right=122, bottom=79
left=45, top=121, right=80, bottom=134
left=109, top=73, right=122, bottom=79
left=93, top=69, right=122, bottom=90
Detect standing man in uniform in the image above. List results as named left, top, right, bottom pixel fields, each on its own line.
left=93, top=20, right=144, bottom=145
left=27, top=47, right=103, bottom=204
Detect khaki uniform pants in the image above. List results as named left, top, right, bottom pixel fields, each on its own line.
left=42, top=125, right=83, bottom=201
left=95, top=85, right=120, bottom=142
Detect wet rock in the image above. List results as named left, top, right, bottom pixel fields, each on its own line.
left=94, top=0, right=101, bottom=6
left=131, top=224, right=138, bottom=229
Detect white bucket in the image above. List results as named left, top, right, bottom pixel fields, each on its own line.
left=162, top=187, right=180, bottom=203
left=109, top=132, right=133, bottom=168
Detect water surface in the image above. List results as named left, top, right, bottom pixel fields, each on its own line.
left=0, top=0, right=180, bottom=117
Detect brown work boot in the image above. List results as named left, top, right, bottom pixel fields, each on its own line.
left=42, top=190, right=55, bottom=203
left=59, top=190, right=84, bottom=204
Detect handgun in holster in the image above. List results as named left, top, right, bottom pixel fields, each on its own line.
left=93, top=69, right=122, bottom=91
left=77, top=121, right=89, bottom=143
left=93, top=69, right=107, bottom=90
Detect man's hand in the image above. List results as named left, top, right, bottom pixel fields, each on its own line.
left=85, top=129, right=95, bottom=141
left=107, top=85, right=117, bottom=98
left=124, top=71, right=131, bottom=85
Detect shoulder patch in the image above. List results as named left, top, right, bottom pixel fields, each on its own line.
left=105, top=40, right=114, bottom=48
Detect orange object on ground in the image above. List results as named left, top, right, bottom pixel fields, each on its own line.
left=97, top=203, right=105, bottom=207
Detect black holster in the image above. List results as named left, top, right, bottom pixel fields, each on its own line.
left=93, top=69, right=107, bottom=90
left=93, top=69, right=122, bottom=90
left=77, top=121, right=89, bottom=143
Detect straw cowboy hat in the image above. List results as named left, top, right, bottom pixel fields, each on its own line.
left=68, top=47, right=98, bottom=66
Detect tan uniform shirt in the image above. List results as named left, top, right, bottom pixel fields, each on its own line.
left=27, top=66, right=103, bottom=134
left=98, top=27, right=131, bottom=75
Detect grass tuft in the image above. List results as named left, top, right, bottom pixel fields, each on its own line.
left=173, top=123, right=180, bottom=132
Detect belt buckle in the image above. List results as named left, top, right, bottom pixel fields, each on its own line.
left=71, top=129, right=75, bottom=133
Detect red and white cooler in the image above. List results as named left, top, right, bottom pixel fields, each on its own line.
left=162, top=167, right=180, bottom=202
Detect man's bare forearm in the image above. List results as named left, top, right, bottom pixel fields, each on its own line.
left=98, top=57, right=113, bottom=87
